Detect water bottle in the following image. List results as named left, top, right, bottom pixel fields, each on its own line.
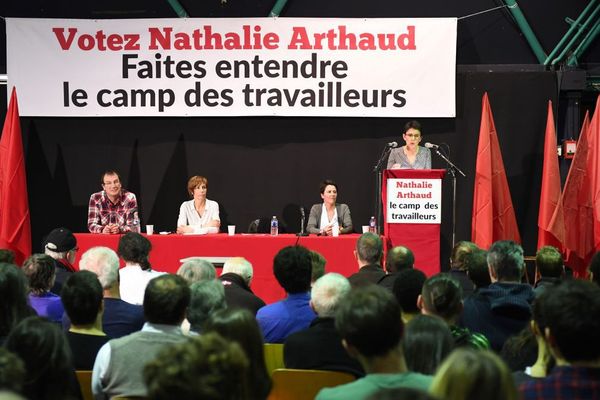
left=369, top=216, right=377, bottom=234
left=131, top=211, right=141, bottom=233
left=270, top=216, right=279, bottom=236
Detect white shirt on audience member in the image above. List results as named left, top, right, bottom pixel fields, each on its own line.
left=119, top=264, right=165, bottom=305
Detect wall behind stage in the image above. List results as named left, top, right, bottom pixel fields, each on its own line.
left=17, top=70, right=557, bottom=268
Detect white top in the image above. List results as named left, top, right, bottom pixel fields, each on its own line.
left=319, top=203, right=339, bottom=230
left=177, top=199, right=220, bottom=234
left=119, top=264, right=166, bottom=306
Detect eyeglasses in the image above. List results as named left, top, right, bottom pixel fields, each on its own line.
left=405, top=133, right=421, bottom=138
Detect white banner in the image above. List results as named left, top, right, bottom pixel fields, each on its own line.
left=386, top=178, right=442, bottom=224
left=6, top=17, right=456, bottom=117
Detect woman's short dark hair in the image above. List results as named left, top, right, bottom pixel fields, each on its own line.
left=421, top=273, right=463, bottom=321
left=402, top=314, right=454, bottom=375
left=61, top=271, right=104, bottom=326
left=0, top=263, right=33, bottom=337
left=22, top=254, right=56, bottom=295
left=403, top=120, right=422, bottom=134
left=117, top=232, right=152, bottom=270
left=319, top=179, right=338, bottom=194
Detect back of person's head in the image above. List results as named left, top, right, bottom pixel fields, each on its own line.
left=535, top=246, right=564, bottom=279
left=450, top=241, right=478, bottom=271
left=535, top=279, right=600, bottom=363
left=177, top=259, right=216, bottom=284
left=393, top=268, right=427, bottom=315
left=204, top=308, right=271, bottom=399
left=356, top=233, right=383, bottom=265
left=221, top=257, right=253, bottom=285
left=43, top=227, right=77, bottom=260
left=487, top=241, right=524, bottom=282
left=590, top=251, right=600, bottom=286
left=21, top=254, right=55, bottom=295
left=367, top=387, right=437, bottom=400
left=430, top=348, right=517, bottom=400
left=499, top=326, right=538, bottom=372
left=0, top=263, right=31, bottom=337
left=4, top=316, right=74, bottom=400
left=273, top=246, right=312, bottom=294
left=402, top=314, right=454, bottom=375
left=117, top=232, right=152, bottom=270
left=336, top=285, right=403, bottom=358
left=385, top=246, right=414, bottom=274
left=420, top=273, right=463, bottom=322
left=144, top=274, right=191, bottom=325
left=465, top=248, right=491, bottom=289
left=78, top=246, right=120, bottom=289
left=0, top=347, right=25, bottom=394
left=188, top=280, right=226, bottom=332
left=0, top=250, right=15, bottom=264
left=60, top=271, right=103, bottom=326
left=144, top=332, right=249, bottom=400
left=311, top=273, right=351, bottom=318
left=310, top=251, right=326, bottom=283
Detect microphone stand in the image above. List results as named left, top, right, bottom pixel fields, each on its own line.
left=297, top=207, right=309, bottom=236
left=373, top=146, right=394, bottom=235
left=430, top=147, right=465, bottom=249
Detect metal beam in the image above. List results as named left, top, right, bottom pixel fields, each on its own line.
left=567, top=19, right=600, bottom=66
left=502, top=0, right=547, bottom=63
left=269, top=0, right=289, bottom=17
left=167, top=0, right=189, bottom=18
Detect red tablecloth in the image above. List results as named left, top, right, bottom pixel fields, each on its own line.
left=74, top=233, right=362, bottom=304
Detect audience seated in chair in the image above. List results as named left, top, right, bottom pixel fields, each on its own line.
left=22, top=254, right=65, bottom=323
left=392, top=268, right=426, bottom=325
left=42, top=227, right=78, bottom=295
left=187, top=280, right=226, bottom=335
left=533, top=246, right=564, bottom=296
left=348, top=233, right=385, bottom=287
left=219, top=257, right=265, bottom=315
left=256, top=246, right=316, bottom=343
left=92, top=274, right=190, bottom=399
left=402, top=315, right=454, bottom=375
left=377, top=246, right=414, bottom=292
left=447, top=241, right=478, bottom=298
left=315, top=285, right=432, bottom=400
left=0, top=263, right=35, bottom=345
left=176, top=259, right=216, bottom=284
left=284, top=273, right=364, bottom=377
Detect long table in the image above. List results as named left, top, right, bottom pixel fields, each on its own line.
left=74, top=233, right=362, bottom=304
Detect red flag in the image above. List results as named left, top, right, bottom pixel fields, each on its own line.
left=0, top=88, right=31, bottom=265
left=538, top=100, right=565, bottom=252
left=555, top=110, right=593, bottom=277
left=471, top=92, right=521, bottom=249
left=589, top=96, right=600, bottom=254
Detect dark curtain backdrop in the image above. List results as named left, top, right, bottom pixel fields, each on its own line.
left=8, top=70, right=561, bottom=270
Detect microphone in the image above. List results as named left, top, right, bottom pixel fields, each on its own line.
left=387, top=141, right=398, bottom=148
left=297, top=206, right=308, bottom=236
left=424, top=142, right=439, bottom=149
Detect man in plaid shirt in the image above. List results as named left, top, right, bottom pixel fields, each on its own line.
left=519, top=280, right=600, bottom=399
left=87, top=170, right=138, bottom=234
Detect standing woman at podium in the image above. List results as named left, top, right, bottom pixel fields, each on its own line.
left=387, top=120, right=432, bottom=169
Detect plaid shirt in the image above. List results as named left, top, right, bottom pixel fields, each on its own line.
left=519, top=365, right=600, bottom=400
left=87, top=189, right=137, bottom=233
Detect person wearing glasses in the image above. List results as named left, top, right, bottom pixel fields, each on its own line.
left=387, top=120, right=432, bottom=170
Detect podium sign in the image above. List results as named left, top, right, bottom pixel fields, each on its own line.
left=383, top=169, right=445, bottom=276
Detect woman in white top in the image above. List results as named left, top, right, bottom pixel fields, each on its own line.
left=117, top=232, right=165, bottom=305
left=177, top=175, right=221, bottom=234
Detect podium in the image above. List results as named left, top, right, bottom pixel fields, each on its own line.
left=382, top=169, right=446, bottom=276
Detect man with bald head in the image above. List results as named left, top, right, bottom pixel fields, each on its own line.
left=378, top=246, right=414, bottom=291
left=219, top=257, right=265, bottom=315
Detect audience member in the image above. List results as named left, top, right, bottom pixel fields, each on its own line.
left=418, top=273, right=489, bottom=349
left=500, top=327, right=538, bottom=373
left=316, top=286, right=432, bottom=400
left=0, top=347, right=25, bottom=394
left=461, top=240, right=534, bottom=351
left=519, top=280, right=600, bottom=399
left=4, top=316, right=81, bottom=400
left=448, top=241, right=478, bottom=298
left=429, top=348, right=518, bottom=400
left=348, top=233, right=385, bottom=287
left=402, top=315, right=454, bottom=375
left=22, top=254, right=65, bottom=323
left=367, top=387, right=436, bottom=400
left=144, top=332, right=249, bottom=400
left=377, top=246, right=414, bottom=292
left=393, top=268, right=427, bottom=324
left=256, top=245, right=316, bottom=343
left=0, top=250, right=15, bottom=264
left=61, top=271, right=109, bottom=370
left=285, top=273, right=364, bottom=377
left=177, top=259, right=216, bottom=284
left=464, top=248, right=491, bottom=290
left=533, top=246, right=564, bottom=296
left=310, top=250, right=327, bottom=285
left=0, top=263, right=35, bottom=345
left=187, top=280, right=227, bottom=334
left=43, top=227, right=78, bottom=294
left=589, top=251, right=600, bottom=286
left=92, top=274, right=190, bottom=399
left=87, top=170, right=138, bottom=234
left=205, top=309, right=272, bottom=400
left=117, top=232, right=165, bottom=305
left=75, top=246, right=145, bottom=338
left=219, top=257, right=265, bottom=315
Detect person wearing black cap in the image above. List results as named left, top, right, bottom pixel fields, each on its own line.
left=43, top=227, right=78, bottom=294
